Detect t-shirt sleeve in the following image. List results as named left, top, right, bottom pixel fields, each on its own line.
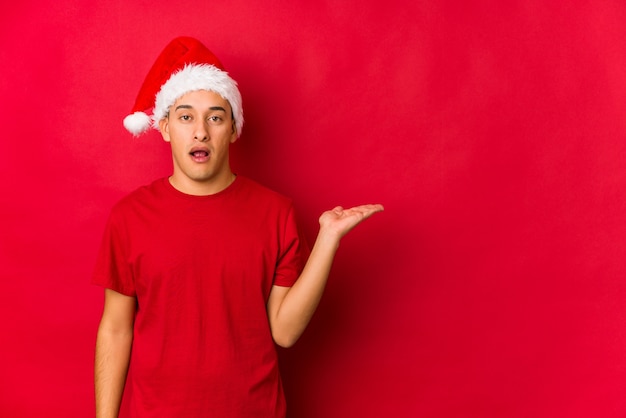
left=91, top=207, right=137, bottom=297
left=273, top=204, right=310, bottom=287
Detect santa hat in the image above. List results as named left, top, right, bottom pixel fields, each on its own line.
left=123, top=36, right=243, bottom=137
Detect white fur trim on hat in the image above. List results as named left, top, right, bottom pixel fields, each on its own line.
left=123, top=112, right=153, bottom=136
left=152, top=64, right=244, bottom=136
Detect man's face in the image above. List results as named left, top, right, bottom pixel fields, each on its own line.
left=159, top=90, right=237, bottom=195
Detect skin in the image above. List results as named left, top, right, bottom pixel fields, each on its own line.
left=159, top=90, right=238, bottom=196
left=95, top=289, right=135, bottom=418
left=94, top=89, right=383, bottom=417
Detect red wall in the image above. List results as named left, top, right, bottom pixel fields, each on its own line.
left=2, top=1, right=626, bottom=417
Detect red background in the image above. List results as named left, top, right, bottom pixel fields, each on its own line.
left=2, top=1, right=626, bottom=417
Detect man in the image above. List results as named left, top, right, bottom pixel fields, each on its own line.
left=93, top=36, right=383, bottom=418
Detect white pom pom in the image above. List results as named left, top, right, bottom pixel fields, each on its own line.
left=123, top=112, right=152, bottom=136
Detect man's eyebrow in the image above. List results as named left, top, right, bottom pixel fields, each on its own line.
left=174, top=105, right=227, bottom=112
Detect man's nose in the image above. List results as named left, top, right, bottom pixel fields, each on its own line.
left=193, top=121, right=209, bottom=142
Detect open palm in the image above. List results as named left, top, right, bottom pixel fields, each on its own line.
left=319, top=204, right=384, bottom=239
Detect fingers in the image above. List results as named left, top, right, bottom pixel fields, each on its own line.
left=320, top=204, right=384, bottom=224
left=318, top=203, right=384, bottom=237
left=335, top=204, right=384, bottom=226
left=347, top=204, right=384, bottom=217
left=362, top=203, right=384, bottom=212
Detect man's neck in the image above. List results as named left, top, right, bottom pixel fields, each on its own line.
left=168, top=172, right=236, bottom=196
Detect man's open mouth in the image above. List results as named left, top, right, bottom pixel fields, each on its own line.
left=191, top=150, right=209, bottom=158
left=190, top=148, right=210, bottom=162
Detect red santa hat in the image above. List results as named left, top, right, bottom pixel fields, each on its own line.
left=123, top=36, right=243, bottom=137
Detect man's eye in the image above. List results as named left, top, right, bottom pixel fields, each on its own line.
left=180, top=115, right=191, bottom=121
left=208, top=116, right=222, bottom=123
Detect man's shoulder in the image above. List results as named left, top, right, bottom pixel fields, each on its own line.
left=236, top=176, right=292, bottom=206
left=111, top=178, right=168, bottom=211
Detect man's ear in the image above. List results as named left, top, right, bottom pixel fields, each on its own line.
left=230, top=119, right=238, bottom=144
left=159, top=117, right=170, bottom=142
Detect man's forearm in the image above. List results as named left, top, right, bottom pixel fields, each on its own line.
left=269, top=231, right=340, bottom=347
left=95, top=327, right=133, bottom=418
left=268, top=204, right=383, bottom=347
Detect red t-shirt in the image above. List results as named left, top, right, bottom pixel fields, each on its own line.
left=93, top=176, right=309, bottom=417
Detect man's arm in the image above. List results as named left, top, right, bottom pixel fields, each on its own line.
left=95, top=289, right=136, bottom=418
left=267, top=204, right=383, bottom=347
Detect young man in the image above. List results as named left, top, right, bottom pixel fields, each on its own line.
left=93, top=36, right=383, bottom=418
